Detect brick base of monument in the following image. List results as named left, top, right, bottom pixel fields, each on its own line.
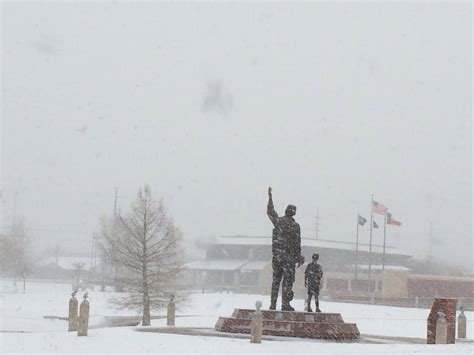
left=215, top=309, right=360, bottom=340
left=427, top=298, right=457, bottom=344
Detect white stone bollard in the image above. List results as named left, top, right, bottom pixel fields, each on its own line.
left=78, top=293, right=90, bottom=336
left=68, top=292, right=78, bottom=331
left=250, top=301, right=263, bottom=344
left=167, top=295, right=176, bottom=326
left=458, top=307, right=466, bottom=339
left=435, top=311, right=447, bottom=344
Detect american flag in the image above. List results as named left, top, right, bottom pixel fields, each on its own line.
left=372, top=200, right=388, bottom=215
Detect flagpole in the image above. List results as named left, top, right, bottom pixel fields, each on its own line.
left=382, top=212, right=387, bottom=270
left=368, top=195, right=373, bottom=285
left=355, top=213, right=359, bottom=280
left=428, top=222, right=433, bottom=269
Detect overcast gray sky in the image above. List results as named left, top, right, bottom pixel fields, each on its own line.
left=1, top=1, right=472, bottom=271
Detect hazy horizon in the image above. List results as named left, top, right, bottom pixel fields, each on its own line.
left=1, top=2, right=472, bottom=271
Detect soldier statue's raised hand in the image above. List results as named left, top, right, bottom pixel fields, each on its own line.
left=267, top=187, right=303, bottom=311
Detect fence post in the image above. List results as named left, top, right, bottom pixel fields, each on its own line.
left=68, top=291, right=78, bottom=331
left=435, top=311, right=447, bottom=344
left=250, top=301, right=263, bottom=343
left=167, top=295, right=176, bottom=326
left=78, top=293, right=90, bottom=336
left=458, top=307, right=466, bottom=339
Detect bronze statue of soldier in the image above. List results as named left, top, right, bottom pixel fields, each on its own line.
left=267, top=187, right=303, bottom=311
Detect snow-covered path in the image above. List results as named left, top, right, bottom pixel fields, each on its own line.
left=4, top=326, right=474, bottom=354
left=1, top=280, right=473, bottom=354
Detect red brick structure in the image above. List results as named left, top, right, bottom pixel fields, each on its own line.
left=215, top=308, right=359, bottom=340
left=427, top=298, right=457, bottom=344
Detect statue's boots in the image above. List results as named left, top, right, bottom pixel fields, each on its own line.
left=269, top=300, right=277, bottom=310
left=281, top=303, right=294, bottom=312
left=307, top=307, right=313, bottom=312
left=316, top=308, right=321, bottom=313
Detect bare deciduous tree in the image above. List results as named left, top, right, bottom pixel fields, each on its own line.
left=97, top=215, right=120, bottom=290
left=0, top=217, right=33, bottom=293
left=111, top=185, right=184, bottom=326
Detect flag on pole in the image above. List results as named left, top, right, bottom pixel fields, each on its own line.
left=372, top=200, right=388, bottom=215
left=358, top=214, right=367, bottom=226
left=387, top=212, right=401, bottom=226
left=373, top=221, right=379, bottom=229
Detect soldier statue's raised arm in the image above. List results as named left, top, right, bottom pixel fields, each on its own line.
left=267, top=186, right=303, bottom=311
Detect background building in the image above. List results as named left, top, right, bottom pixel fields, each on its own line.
left=185, top=235, right=412, bottom=295
left=185, top=235, right=474, bottom=309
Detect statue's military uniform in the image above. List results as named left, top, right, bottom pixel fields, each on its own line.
left=267, top=199, right=301, bottom=309
left=304, top=261, right=323, bottom=311
left=305, top=261, right=323, bottom=292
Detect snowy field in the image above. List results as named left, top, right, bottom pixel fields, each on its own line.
left=1, top=279, right=473, bottom=354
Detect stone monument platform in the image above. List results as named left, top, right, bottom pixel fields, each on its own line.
left=215, top=308, right=360, bottom=340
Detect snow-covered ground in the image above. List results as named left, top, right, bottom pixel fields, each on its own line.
left=1, top=279, right=473, bottom=354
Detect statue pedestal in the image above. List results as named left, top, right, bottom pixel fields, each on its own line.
left=215, top=308, right=359, bottom=340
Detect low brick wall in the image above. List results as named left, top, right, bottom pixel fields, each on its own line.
left=408, top=276, right=474, bottom=298
left=326, top=295, right=474, bottom=311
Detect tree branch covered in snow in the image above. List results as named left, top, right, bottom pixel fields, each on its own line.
left=108, top=185, right=185, bottom=325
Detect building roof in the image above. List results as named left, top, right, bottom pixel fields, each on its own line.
left=39, top=256, right=92, bottom=270
left=184, top=259, right=248, bottom=271
left=216, top=235, right=412, bottom=256
left=355, top=264, right=411, bottom=272
left=185, top=259, right=270, bottom=272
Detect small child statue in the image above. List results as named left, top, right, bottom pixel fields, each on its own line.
left=304, top=253, right=323, bottom=312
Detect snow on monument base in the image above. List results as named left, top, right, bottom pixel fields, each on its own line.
left=215, top=308, right=360, bottom=340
